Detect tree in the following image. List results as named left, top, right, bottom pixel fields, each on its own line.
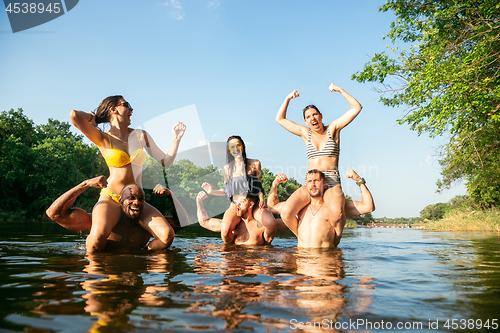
left=420, top=202, right=452, bottom=220
left=352, top=0, right=500, bottom=206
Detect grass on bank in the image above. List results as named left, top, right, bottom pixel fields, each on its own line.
left=425, top=207, right=500, bottom=232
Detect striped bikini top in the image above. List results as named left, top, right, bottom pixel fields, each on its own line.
left=306, top=128, right=340, bottom=160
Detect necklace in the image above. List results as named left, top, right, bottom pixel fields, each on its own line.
left=310, top=202, right=324, bottom=220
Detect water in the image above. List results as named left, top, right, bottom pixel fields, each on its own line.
left=1, top=222, right=500, bottom=332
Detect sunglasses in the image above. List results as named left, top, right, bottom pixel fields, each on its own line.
left=229, top=144, right=243, bottom=152
left=117, top=102, right=132, bottom=110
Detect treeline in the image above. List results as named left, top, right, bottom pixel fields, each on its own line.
left=0, top=109, right=301, bottom=221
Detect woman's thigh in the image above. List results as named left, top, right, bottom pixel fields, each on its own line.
left=282, top=185, right=311, bottom=216
left=90, top=196, right=122, bottom=238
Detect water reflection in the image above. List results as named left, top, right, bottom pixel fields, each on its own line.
left=186, top=245, right=362, bottom=331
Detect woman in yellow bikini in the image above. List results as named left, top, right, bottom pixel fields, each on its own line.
left=71, top=95, right=186, bottom=252
left=276, top=83, right=362, bottom=240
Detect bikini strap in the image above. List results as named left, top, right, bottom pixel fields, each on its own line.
left=107, top=133, right=113, bottom=148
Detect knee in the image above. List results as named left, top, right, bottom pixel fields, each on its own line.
left=328, top=202, right=344, bottom=221
left=280, top=205, right=295, bottom=221
left=86, top=235, right=107, bottom=253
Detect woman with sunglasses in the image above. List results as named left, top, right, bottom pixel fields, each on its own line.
left=70, top=95, right=186, bottom=252
left=275, top=83, right=362, bottom=242
left=200, top=135, right=276, bottom=243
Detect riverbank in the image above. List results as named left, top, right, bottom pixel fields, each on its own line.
left=425, top=207, right=500, bottom=232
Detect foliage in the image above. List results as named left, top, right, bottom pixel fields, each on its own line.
left=352, top=0, right=500, bottom=206
left=420, top=202, right=452, bottom=220
left=425, top=206, right=500, bottom=231
left=0, top=108, right=107, bottom=219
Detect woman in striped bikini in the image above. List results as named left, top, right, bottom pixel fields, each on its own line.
left=275, top=83, right=362, bottom=241
left=71, top=95, right=186, bottom=252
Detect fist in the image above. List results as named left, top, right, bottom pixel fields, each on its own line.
left=274, top=173, right=288, bottom=185
left=201, top=182, right=213, bottom=194
left=287, top=90, right=300, bottom=100
left=153, top=184, right=171, bottom=196
left=329, top=83, right=342, bottom=92
left=346, top=169, right=361, bottom=182
left=197, top=191, right=208, bottom=202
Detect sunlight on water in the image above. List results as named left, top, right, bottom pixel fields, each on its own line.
left=1, top=222, right=500, bottom=332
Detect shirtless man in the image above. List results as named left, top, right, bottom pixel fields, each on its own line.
left=196, top=191, right=277, bottom=245
left=46, top=176, right=187, bottom=252
left=267, top=169, right=374, bottom=248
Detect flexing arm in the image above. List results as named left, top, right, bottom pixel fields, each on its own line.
left=143, top=122, right=186, bottom=168
left=70, top=110, right=105, bottom=146
left=328, top=84, right=363, bottom=131
left=46, top=176, right=108, bottom=231
left=276, top=90, right=308, bottom=137
left=196, top=191, right=224, bottom=232
left=344, top=169, right=375, bottom=217
left=267, top=173, right=288, bottom=215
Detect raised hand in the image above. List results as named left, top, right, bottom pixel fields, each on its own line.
left=201, top=182, right=213, bottom=194
left=153, top=184, right=171, bottom=196
left=346, top=169, right=362, bottom=182
left=86, top=175, right=107, bottom=188
left=172, top=121, right=186, bottom=140
left=287, top=90, right=300, bottom=100
left=329, top=83, right=342, bottom=92
left=196, top=191, right=208, bottom=202
left=273, top=173, right=288, bottom=186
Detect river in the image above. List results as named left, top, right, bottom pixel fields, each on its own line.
left=1, top=221, right=499, bottom=332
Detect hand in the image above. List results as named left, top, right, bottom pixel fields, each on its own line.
left=273, top=173, right=288, bottom=186
left=86, top=176, right=107, bottom=188
left=329, top=83, right=342, bottom=92
left=172, top=121, right=186, bottom=140
left=346, top=169, right=362, bottom=182
left=197, top=191, right=208, bottom=202
left=153, top=184, right=171, bottom=196
left=201, top=182, right=213, bottom=194
left=259, top=200, right=267, bottom=210
left=287, top=90, right=300, bottom=100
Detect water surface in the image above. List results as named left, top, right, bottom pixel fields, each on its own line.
left=1, top=222, right=499, bottom=332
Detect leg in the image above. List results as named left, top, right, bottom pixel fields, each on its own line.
left=280, top=185, right=311, bottom=235
left=87, top=196, right=122, bottom=252
left=139, top=203, right=175, bottom=250
left=221, top=204, right=240, bottom=243
left=323, top=184, right=346, bottom=247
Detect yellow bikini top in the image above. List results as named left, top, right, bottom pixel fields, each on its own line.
left=104, top=130, right=147, bottom=168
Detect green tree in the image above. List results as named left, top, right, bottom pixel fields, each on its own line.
left=352, top=0, right=500, bottom=206
left=420, top=202, right=452, bottom=220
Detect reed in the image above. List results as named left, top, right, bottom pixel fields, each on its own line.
left=425, top=207, right=500, bottom=232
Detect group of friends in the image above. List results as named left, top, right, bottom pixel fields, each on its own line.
left=46, top=83, right=375, bottom=253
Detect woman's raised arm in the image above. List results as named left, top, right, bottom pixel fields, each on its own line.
left=70, top=110, right=105, bottom=146
left=328, top=83, right=363, bottom=131
left=143, top=121, right=186, bottom=168
left=276, top=90, right=308, bottom=137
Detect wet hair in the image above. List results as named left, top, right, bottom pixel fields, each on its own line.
left=240, top=191, right=259, bottom=214
left=302, top=104, right=321, bottom=119
left=120, top=183, right=144, bottom=199
left=226, top=135, right=248, bottom=176
left=95, top=95, right=123, bottom=124
left=306, top=169, right=326, bottom=183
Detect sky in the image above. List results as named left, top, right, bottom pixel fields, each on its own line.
left=0, top=0, right=467, bottom=218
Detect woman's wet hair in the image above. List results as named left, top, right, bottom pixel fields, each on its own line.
left=302, top=104, right=321, bottom=119
left=226, top=135, right=248, bottom=175
left=95, top=95, right=123, bottom=124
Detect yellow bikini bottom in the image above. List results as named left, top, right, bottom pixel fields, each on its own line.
left=100, top=188, right=121, bottom=205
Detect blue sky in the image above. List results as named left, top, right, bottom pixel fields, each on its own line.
left=0, top=0, right=467, bottom=218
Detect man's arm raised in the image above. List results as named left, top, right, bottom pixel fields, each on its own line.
left=46, top=176, right=107, bottom=231
left=344, top=169, right=375, bottom=217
